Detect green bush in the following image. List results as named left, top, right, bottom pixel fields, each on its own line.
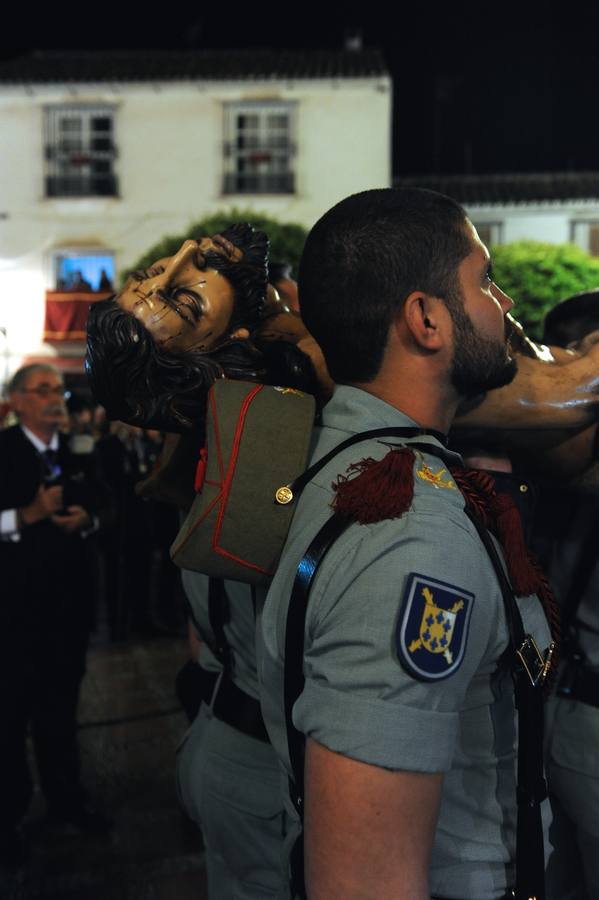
left=123, top=209, right=308, bottom=285
left=491, top=240, right=599, bottom=339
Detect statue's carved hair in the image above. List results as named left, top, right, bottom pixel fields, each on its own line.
left=204, top=223, right=268, bottom=331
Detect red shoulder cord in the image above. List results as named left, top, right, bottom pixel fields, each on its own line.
left=332, top=448, right=561, bottom=687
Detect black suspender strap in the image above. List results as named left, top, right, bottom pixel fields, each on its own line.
left=185, top=576, right=232, bottom=668
left=208, top=578, right=270, bottom=743
left=465, top=511, right=547, bottom=900
left=284, top=510, right=352, bottom=818
left=208, top=577, right=231, bottom=669
left=284, top=511, right=352, bottom=900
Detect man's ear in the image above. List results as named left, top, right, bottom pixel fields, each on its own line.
left=402, top=292, right=444, bottom=350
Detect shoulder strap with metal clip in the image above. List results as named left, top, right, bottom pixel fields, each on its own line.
left=465, top=511, right=549, bottom=900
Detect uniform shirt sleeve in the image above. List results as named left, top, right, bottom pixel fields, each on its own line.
left=293, top=507, right=505, bottom=774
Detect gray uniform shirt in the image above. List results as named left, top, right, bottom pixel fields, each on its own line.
left=259, top=385, right=551, bottom=900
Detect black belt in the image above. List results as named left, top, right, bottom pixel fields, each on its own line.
left=558, top=663, right=599, bottom=709
left=211, top=672, right=270, bottom=744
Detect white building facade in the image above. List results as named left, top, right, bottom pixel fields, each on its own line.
left=0, top=49, right=392, bottom=384
left=395, top=172, right=599, bottom=253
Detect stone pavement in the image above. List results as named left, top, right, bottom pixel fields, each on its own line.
left=1, top=633, right=209, bottom=900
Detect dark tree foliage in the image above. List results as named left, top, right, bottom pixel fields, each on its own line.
left=124, top=209, right=308, bottom=285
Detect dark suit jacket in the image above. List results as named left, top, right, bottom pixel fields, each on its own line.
left=0, top=425, right=113, bottom=636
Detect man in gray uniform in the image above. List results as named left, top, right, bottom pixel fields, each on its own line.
left=540, top=486, right=599, bottom=900
left=176, top=572, right=285, bottom=899
left=259, top=188, right=554, bottom=899
left=533, top=291, right=599, bottom=900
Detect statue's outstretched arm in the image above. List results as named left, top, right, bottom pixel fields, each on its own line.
left=455, top=316, right=599, bottom=430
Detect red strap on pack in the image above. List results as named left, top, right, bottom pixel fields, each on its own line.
left=194, top=447, right=208, bottom=493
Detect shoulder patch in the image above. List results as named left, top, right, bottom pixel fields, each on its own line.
left=396, top=573, right=474, bottom=681
left=415, top=463, right=456, bottom=490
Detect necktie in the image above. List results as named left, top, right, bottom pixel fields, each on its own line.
left=42, top=448, right=62, bottom=485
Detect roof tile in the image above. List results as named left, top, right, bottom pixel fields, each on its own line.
left=0, top=49, right=389, bottom=84
left=394, top=172, right=599, bottom=204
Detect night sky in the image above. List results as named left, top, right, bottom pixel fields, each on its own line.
left=3, top=6, right=599, bottom=177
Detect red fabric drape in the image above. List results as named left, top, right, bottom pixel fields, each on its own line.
left=44, top=291, right=112, bottom=342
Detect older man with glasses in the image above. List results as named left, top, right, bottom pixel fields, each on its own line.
left=0, top=363, right=113, bottom=872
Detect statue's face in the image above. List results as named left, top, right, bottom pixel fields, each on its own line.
left=116, top=239, right=247, bottom=354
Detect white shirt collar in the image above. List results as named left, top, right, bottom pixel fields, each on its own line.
left=20, top=425, right=59, bottom=454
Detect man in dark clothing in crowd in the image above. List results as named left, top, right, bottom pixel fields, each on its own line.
left=96, top=422, right=184, bottom=638
left=532, top=291, right=599, bottom=900
left=0, top=363, right=113, bottom=871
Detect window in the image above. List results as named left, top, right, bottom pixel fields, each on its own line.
left=471, top=221, right=503, bottom=247
left=44, top=106, right=118, bottom=198
left=44, top=249, right=115, bottom=345
left=52, top=249, right=115, bottom=292
left=571, top=220, right=599, bottom=257
left=223, top=101, right=295, bottom=195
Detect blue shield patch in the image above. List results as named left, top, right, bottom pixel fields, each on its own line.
left=396, top=573, right=474, bottom=681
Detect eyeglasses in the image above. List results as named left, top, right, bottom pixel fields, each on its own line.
left=20, top=386, right=66, bottom=398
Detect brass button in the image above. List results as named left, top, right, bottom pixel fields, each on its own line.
left=519, top=483, right=528, bottom=493
left=275, top=486, right=293, bottom=505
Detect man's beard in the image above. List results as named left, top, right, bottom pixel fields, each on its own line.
left=446, top=293, right=518, bottom=398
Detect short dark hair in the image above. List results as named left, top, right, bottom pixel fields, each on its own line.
left=8, top=363, right=61, bottom=394
left=298, top=187, right=471, bottom=383
left=543, top=290, right=599, bottom=348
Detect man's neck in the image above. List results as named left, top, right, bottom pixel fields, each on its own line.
left=352, top=376, right=459, bottom=436
left=351, top=326, right=461, bottom=434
